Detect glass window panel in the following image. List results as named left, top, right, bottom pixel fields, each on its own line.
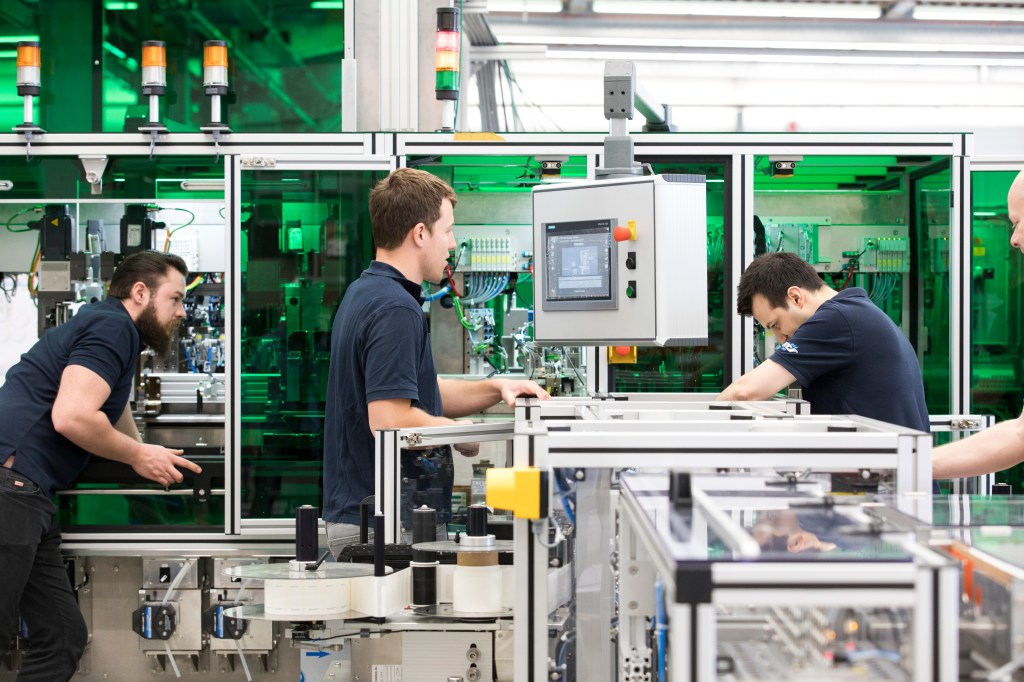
left=971, top=170, right=1024, bottom=491
left=240, top=168, right=376, bottom=520
left=0, top=2, right=343, bottom=133
left=0, top=155, right=229, bottom=529
left=913, top=162, right=952, bottom=414
left=410, top=154, right=589, bottom=395
left=752, top=155, right=952, bottom=414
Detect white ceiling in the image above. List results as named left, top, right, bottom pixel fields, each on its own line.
left=458, top=0, right=1024, bottom=135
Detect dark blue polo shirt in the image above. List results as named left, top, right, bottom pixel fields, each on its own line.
left=768, top=287, right=930, bottom=433
left=0, top=297, right=142, bottom=496
left=322, top=261, right=444, bottom=525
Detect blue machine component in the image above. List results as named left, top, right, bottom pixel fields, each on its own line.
left=130, top=603, right=176, bottom=641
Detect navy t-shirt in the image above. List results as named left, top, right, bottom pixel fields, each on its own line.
left=0, top=297, right=142, bottom=496
left=767, top=287, right=930, bottom=432
left=322, top=261, right=444, bottom=525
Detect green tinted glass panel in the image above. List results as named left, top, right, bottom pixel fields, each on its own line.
left=417, top=155, right=589, bottom=190
left=0, top=154, right=230, bottom=530
left=971, top=170, right=1024, bottom=491
left=409, top=155, right=588, bottom=395
left=914, top=163, right=952, bottom=413
left=240, top=168, right=376, bottom=519
left=0, top=155, right=223, bottom=201
left=0, top=2, right=343, bottom=133
left=59, top=492, right=225, bottom=532
left=752, top=155, right=951, bottom=413
left=612, top=159, right=727, bottom=393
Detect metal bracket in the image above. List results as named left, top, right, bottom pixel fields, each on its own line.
left=200, top=124, right=232, bottom=165
left=139, top=123, right=168, bottom=161
left=240, top=156, right=277, bottom=169
left=79, top=155, right=109, bottom=195
left=14, top=124, right=44, bottom=163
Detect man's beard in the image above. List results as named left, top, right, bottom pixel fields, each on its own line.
left=136, top=303, right=179, bottom=356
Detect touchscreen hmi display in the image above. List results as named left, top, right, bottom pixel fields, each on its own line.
left=543, top=219, right=614, bottom=307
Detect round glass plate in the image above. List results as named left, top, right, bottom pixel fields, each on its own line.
left=223, top=604, right=364, bottom=621
left=411, top=540, right=514, bottom=553
left=411, top=604, right=513, bottom=620
left=223, top=563, right=378, bottom=581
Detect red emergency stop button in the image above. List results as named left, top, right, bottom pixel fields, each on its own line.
left=613, top=346, right=632, bottom=356
left=613, top=224, right=636, bottom=242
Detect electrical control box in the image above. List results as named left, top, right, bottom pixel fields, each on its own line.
left=763, top=217, right=910, bottom=274
left=532, top=175, right=708, bottom=346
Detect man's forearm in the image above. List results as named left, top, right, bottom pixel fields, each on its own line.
left=933, top=417, right=1024, bottom=479
left=368, top=400, right=456, bottom=432
left=717, top=380, right=747, bottom=401
left=114, top=403, right=143, bottom=442
left=716, top=359, right=794, bottom=402
left=55, top=410, right=143, bottom=467
left=717, top=375, right=767, bottom=401
left=439, top=378, right=501, bottom=418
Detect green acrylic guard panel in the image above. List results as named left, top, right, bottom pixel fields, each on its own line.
left=239, top=168, right=376, bottom=519
left=0, top=2, right=344, bottom=133
left=971, top=170, right=1024, bottom=492
left=753, top=154, right=953, bottom=415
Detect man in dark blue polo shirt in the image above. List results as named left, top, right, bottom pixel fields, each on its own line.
left=323, top=168, right=549, bottom=555
left=717, top=251, right=929, bottom=434
left=0, top=251, right=202, bottom=680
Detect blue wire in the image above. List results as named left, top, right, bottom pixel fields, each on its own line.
left=558, top=490, right=575, bottom=524
left=556, top=631, right=575, bottom=670
left=552, top=469, right=575, bottom=523
left=424, top=285, right=450, bottom=302
left=655, top=578, right=667, bottom=681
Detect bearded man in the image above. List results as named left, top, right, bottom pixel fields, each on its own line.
left=0, top=250, right=201, bottom=680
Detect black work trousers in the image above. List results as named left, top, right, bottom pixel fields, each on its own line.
left=0, top=467, right=88, bottom=681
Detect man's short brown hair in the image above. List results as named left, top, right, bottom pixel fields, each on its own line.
left=107, top=251, right=188, bottom=299
left=736, top=252, right=825, bottom=316
left=369, top=168, right=458, bottom=250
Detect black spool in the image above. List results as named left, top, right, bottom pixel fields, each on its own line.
left=412, top=565, right=438, bottom=607
left=467, top=504, right=488, bottom=537
left=295, top=505, right=318, bottom=562
left=411, top=506, right=438, bottom=607
left=412, top=506, right=437, bottom=561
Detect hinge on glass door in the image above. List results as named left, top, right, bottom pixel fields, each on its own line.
left=240, top=156, right=277, bottom=169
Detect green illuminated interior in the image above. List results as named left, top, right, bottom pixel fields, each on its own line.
left=0, top=155, right=222, bottom=201
left=914, top=163, right=952, bottom=413
left=59, top=491, right=225, bottom=532
left=752, top=154, right=953, bottom=414
left=240, top=168, right=376, bottom=519
left=0, top=2, right=344, bottom=133
left=970, top=170, right=1024, bottom=491
left=415, top=155, right=589, bottom=190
